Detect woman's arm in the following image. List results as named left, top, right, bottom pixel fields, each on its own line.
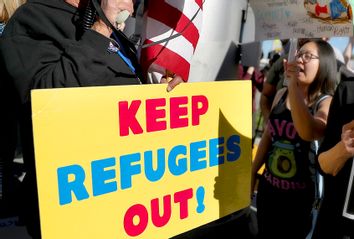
left=285, top=60, right=332, bottom=141
left=319, top=120, right=354, bottom=176
left=251, top=126, right=272, bottom=194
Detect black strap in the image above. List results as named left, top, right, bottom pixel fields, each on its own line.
left=90, top=0, right=145, bottom=83
left=91, top=0, right=137, bottom=54
left=313, top=94, right=330, bottom=113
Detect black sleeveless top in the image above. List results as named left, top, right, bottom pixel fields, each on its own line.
left=262, top=90, right=315, bottom=192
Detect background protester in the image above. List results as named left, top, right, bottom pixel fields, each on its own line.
left=259, top=39, right=290, bottom=125
left=237, top=64, right=264, bottom=142
left=343, top=36, right=354, bottom=71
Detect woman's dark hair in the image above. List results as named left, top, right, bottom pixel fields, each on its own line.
left=302, top=39, right=337, bottom=105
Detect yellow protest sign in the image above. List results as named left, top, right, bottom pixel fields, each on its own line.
left=31, top=81, right=252, bottom=239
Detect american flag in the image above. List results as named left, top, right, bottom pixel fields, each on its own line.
left=139, top=0, right=203, bottom=83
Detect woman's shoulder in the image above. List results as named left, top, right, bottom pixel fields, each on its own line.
left=274, top=87, right=287, bottom=100
left=312, top=94, right=332, bottom=114
left=271, top=87, right=287, bottom=110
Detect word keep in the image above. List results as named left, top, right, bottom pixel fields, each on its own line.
left=118, top=95, right=209, bottom=136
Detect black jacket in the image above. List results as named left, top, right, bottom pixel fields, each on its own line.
left=0, top=1, right=142, bottom=237
left=314, top=75, right=354, bottom=238
left=0, top=0, right=142, bottom=103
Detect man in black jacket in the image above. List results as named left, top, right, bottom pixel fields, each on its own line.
left=313, top=70, right=354, bottom=239
left=0, top=0, right=182, bottom=238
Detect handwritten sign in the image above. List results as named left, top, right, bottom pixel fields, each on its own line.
left=31, top=81, right=252, bottom=239
left=250, top=0, right=353, bottom=40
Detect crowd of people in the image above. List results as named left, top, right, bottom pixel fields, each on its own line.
left=1, top=0, right=354, bottom=239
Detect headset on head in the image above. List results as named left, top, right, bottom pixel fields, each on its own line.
left=86, top=0, right=204, bottom=50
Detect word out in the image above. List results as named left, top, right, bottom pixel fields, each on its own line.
left=124, top=187, right=205, bottom=236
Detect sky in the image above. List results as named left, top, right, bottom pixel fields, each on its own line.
left=262, top=37, right=351, bottom=59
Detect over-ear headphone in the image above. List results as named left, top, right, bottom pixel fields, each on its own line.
left=84, top=0, right=204, bottom=50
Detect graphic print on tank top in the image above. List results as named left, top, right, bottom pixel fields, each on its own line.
left=268, top=140, right=296, bottom=179
left=264, top=90, right=313, bottom=191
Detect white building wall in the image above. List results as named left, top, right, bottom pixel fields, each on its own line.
left=189, top=0, right=255, bottom=82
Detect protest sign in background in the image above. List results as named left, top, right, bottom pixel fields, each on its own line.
left=250, top=0, right=353, bottom=41
left=31, top=81, right=252, bottom=239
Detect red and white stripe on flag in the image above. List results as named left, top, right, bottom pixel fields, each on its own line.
left=140, top=0, right=203, bottom=82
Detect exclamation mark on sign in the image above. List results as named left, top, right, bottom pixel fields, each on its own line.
left=196, top=186, right=205, bottom=214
